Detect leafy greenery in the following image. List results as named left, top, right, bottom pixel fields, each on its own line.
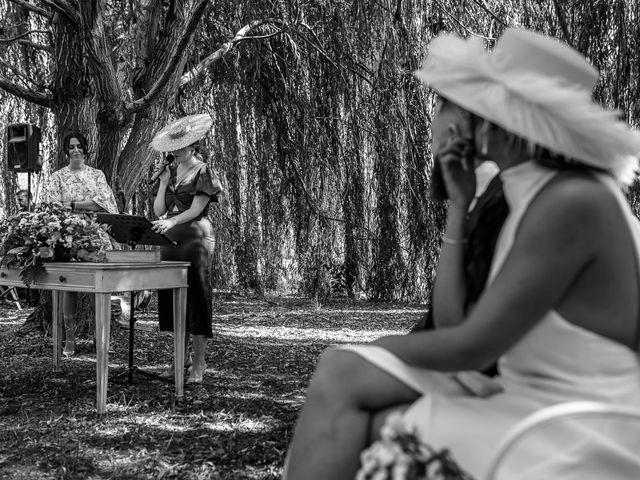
left=0, top=203, right=110, bottom=286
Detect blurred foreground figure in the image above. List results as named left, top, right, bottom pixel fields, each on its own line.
left=283, top=28, right=640, bottom=480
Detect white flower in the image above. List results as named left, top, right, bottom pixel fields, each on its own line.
left=380, top=412, right=409, bottom=441
left=391, top=455, right=411, bottom=480
left=370, top=470, right=389, bottom=480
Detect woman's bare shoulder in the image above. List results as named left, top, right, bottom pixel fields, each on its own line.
left=527, top=171, right=620, bottom=234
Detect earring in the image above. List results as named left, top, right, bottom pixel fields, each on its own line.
left=480, top=120, right=490, bottom=156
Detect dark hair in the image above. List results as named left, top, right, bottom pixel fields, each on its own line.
left=16, top=189, right=31, bottom=199
left=190, top=140, right=209, bottom=162
left=439, top=97, right=605, bottom=176
left=61, top=131, right=90, bottom=157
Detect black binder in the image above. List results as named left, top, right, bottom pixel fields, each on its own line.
left=94, top=213, right=176, bottom=248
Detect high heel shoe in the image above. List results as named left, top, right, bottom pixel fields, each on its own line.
left=159, top=354, right=193, bottom=379
left=186, top=362, right=207, bottom=384
left=63, top=341, right=76, bottom=358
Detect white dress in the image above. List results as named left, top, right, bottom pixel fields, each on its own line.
left=340, top=161, right=640, bottom=479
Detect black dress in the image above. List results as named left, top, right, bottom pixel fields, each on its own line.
left=156, top=160, right=222, bottom=337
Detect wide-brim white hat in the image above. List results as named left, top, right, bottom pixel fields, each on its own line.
left=150, top=114, right=213, bottom=152
left=414, top=28, right=640, bottom=185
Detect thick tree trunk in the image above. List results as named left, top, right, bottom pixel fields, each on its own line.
left=22, top=12, right=97, bottom=335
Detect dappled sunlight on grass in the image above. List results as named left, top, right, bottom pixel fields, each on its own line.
left=0, top=292, right=423, bottom=479
left=216, top=325, right=408, bottom=343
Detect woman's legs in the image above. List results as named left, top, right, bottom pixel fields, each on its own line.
left=62, top=292, right=77, bottom=356
left=284, top=348, right=422, bottom=480
left=160, top=333, right=191, bottom=378
left=188, top=334, right=207, bottom=384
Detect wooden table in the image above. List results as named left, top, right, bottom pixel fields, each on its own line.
left=0, top=261, right=189, bottom=414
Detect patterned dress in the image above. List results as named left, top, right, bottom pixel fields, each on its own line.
left=45, top=165, right=119, bottom=214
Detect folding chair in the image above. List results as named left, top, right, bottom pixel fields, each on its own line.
left=485, top=401, right=640, bottom=480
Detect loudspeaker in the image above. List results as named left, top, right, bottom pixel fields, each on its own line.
left=7, top=123, right=42, bottom=172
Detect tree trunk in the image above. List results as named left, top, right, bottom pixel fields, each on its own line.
left=22, top=11, right=97, bottom=335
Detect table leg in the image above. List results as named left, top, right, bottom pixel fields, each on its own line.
left=52, top=290, right=62, bottom=372
left=173, top=287, right=187, bottom=400
left=95, top=293, right=111, bottom=414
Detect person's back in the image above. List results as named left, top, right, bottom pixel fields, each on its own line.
left=497, top=169, right=639, bottom=350
left=282, top=28, right=640, bottom=480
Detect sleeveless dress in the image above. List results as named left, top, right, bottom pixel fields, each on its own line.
left=340, top=161, right=640, bottom=478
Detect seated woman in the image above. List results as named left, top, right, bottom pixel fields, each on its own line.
left=45, top=131, right=119, bottom=356
left=283, top=28, right=640, bottom=480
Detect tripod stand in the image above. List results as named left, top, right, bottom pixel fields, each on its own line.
left=96, top=213, right=176, bottom=384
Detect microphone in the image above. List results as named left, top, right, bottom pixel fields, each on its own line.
left=148, top=154, right=174, bottom=185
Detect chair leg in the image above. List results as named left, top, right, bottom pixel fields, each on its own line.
left=9, top=287, right=22, bottom=310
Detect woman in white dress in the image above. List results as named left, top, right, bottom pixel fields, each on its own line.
left=283, top=28, right=640, bottom=480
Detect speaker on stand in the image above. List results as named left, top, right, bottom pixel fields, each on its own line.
left=7, top=123, right=42, bottom=308
left=6, top=123, right=42, bottom=212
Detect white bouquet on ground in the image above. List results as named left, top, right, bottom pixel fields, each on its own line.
left=355, top=412, right=475, bottom=480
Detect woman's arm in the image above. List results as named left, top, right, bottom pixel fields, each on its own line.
left=152, top=194, right=210, bottom=234
left=373, top=176, right=601, bottom=371
left=432, top=204, right=468, bottom=327
left=88, top=170, right=119, bottom=213
left=431, top=130, right=476, bottom=328
left=166, top=194, right=209, bottom=225
left=153, top=183, right=169, bottom=217
left=45, top=173, right=62, bottom=204
left=69, top=199, right=102, bottom=211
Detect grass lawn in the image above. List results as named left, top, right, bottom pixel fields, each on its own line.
left=0, top=292, right=423, bottom=479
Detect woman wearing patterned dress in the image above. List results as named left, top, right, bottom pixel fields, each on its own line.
left=283, top=29, right=640, bottom=480
left=150, top=114, right=222, bottom=385
left=45, top=131, right=119, bottom=357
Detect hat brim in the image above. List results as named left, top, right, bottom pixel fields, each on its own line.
left=150, top=114, right=213, bottom=152
left=414, top=34, right=640, bottom=185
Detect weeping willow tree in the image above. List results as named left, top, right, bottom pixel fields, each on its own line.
left=1, top=0, right=639, bottom=305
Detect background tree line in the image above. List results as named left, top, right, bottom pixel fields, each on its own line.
left=1, top=0, right=639, bottom=302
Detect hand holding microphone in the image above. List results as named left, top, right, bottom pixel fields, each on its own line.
left=149, top=153, right=175, bottom=185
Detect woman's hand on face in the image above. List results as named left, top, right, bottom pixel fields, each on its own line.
left=436, top=131, right=476, bottom=209
left=151, top=218, right=177, bottom=234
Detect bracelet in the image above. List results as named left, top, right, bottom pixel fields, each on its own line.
left=70, top=200, right=76, bottom=210
left=442, top=235, right=467, bottom=245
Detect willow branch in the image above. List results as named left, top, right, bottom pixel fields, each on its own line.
left=470, top=0, right=506, bottom=26
left=0, top=72, right=52, bottom=107
left=0, top=29, right=49, bottom=43
left=432, top=0, right=495, bottom=41
left=39, top=0, right=80, bottom=25
left=127, top=0, right=210, bottom=113
left=552, top=0, right=573, bottom=47
left=0, top=57, right=48, bottom=90
left=8, top=0, right=53, bottom=19
left=180, top=18, right=285, bottom=87
left=297, top=24, right=374, bottom=87
left=18, top=39, right=51, bottom=52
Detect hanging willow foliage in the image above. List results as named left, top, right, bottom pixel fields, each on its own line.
left=2, top=0, right=639, bottom=301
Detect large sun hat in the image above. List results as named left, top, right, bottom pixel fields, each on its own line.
left=414, top=28, right=640, bottom=185
left=150, top=114, right=213, bottom=152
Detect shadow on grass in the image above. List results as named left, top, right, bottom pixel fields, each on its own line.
left=0, top=293, right=424, bottom=479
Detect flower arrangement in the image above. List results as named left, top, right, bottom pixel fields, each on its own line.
left=355, top=412, right=475, bottom=480
left=0, top=202, right=111, bottom=285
